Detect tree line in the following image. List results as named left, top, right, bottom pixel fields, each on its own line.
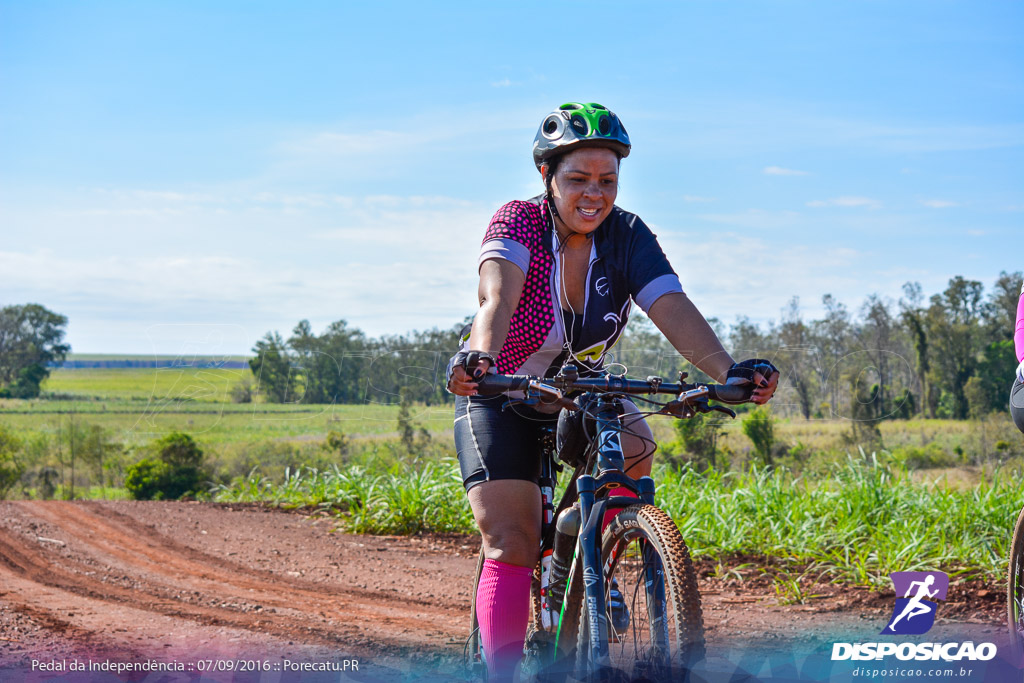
left=248, top=272, right=1021, bottom=423
left=2, top=271, right=1020, bottom=424
left=248, top=319, right=463, bottom=406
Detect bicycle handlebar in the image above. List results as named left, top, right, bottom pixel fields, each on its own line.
left=474, top=368, right=754, bottom=409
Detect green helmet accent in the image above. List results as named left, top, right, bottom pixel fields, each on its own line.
left=532, top=102, right=631, bottom=171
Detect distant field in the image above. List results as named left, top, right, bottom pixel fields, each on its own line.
left=42, top=366, right=248, bottom=401
left=60, top=354, right=251, bottom=361
left=2, top=367, right=1017, bottom=465
left=0, top=367, right=455, bottom=446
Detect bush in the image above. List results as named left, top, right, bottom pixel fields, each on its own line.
left=124, top=458, right=173, bottom=500
left=0, top=424, right=25, bottom=499
left=886, top=443, right=957, bottom=470
left=230, top=379, right=253, bottom=404
left=125, top=431, right=206, bottom=500
left=670, top=412, right=725, bottom=470
left=742, top=406, right=776, bottom=467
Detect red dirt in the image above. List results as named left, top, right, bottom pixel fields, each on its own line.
left=0, top=501, right=1006, bottom=680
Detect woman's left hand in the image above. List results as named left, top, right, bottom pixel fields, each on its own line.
left=750, top=368, right=779, bottom=404
left=726, top=358, right=779, bottom=404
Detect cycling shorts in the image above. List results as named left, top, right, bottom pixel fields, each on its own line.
left=1012, top=377, right=1024, bottom=434
left=453, top=394, right=558, bottom=491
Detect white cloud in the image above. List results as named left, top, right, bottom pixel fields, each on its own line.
left=763, top=166, right=809, bottom=176
left=0, top=192, right=495, bottom=352
left=919, top=199, right=959, bottom=208
left=806, top=196, right=882, bottom=209
left=652, top=229, right=864, bottom=325
left=491, top=78, right=519, bottom=88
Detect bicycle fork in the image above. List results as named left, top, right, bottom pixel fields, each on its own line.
left=577, top=473, right=612, bottom=670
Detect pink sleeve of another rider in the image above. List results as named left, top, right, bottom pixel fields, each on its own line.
left=1016, top=288, right=1024, bottom=362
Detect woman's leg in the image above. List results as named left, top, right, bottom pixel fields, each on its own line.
left=603, top=400, right=654, bottom=526
left=619, top=399, right=656, bottom=478
left=1011, top=377, right=1024, bottom=434
left=469, top=480, right=541, bottom=682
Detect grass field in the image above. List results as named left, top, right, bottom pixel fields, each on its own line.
left=0, top=367, right=454, bottom=447
left=4, top=367, right=1017, bottom=462
left=42, top=366, right=248, bottom=402
left=4, top=366, right=1024, bottom=590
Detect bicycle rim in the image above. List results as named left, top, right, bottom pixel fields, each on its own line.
left=1008, top=505, right=1024, bottom=665
left=576, top=504, right=705, bottom=682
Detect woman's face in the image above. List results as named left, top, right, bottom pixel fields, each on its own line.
left=546, top=147, right=619, bottom=237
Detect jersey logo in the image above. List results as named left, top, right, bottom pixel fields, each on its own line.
left=595, top=277, right=610, bottom=296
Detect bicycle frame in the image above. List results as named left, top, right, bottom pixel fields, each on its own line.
left=551, top=394, right=661, bottom=670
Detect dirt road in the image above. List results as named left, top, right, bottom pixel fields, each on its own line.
left=0, top=501, right=1006, bottom=680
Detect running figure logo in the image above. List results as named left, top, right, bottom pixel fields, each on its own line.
left=882, top=571, right=949, bottom=635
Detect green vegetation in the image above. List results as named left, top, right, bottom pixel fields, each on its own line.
left=742, top=406, right=776, bottom=467
left=660, top=455, right=1017, bottom=587
left=214, top=460, right=474, bottom=535
left=41, top=366, right=246, bottom=402
left=0, top=303, right=69, bottom=399
left=0, top=424, right=25, bottom=498
left=208, top=455, right=1019, bottom=588
left=125, top=431, right=207, bottom=500
left=2, top=270, right=1023, bottom=593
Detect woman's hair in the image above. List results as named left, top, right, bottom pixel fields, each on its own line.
left=540, top=155, right=564, bottom=197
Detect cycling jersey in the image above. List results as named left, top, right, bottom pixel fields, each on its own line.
left=1016, top=280, right=1024, bottom=364
left=459, top=196, right=683, bottom=376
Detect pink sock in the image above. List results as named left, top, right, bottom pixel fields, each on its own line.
left=602, top=486, right=639, bottom=531
left=476, top=558, right=532, bottom=681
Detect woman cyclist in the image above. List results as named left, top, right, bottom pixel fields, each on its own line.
left=1012, top=278, right=1024, bottom=433
left=447, top=102, right=780, bottom=681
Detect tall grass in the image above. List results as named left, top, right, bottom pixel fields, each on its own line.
left=213, top=458, right=475, bottom=535
left=659, top=452, right=1018, bottom=587
left=212, top=452, right=1020, bottom=588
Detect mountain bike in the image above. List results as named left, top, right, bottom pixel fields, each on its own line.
left=465, top=365, right=753, bottom=682
left=1008, top=503, right=1024, bottom=666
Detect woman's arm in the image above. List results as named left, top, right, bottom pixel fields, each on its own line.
left=469, top=259, right=525, bottom=356
left=448, top=258, right=526, bottom=396
left=646, top=292, right=778, bottom=403
left=647, top=292, right=734, bottom=382
left=1015, top=280, right=1024, bottom=363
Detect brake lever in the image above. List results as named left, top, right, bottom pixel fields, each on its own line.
left=659, top=400, right=689, bottom=418
left=710, top=404, right=737, bottom=419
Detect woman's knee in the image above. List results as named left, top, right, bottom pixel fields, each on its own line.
left=468, top=479, right=541, bottom=567
left=620, top=402, right=655, bottom=462
left=480, top=524, right=540, bottom=566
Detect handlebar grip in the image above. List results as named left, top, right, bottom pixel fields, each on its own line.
left=474, top=375, right=534, bottom=395
left=705, top=383, right=753, bottom=404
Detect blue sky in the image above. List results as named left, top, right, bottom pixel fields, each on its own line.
left=1, top=1, right=1021, bottom=355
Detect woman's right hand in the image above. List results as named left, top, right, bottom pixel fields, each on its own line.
left=446, top=351, right=494, bottom=396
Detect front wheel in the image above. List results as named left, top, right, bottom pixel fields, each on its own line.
left=1007, top=503, right=1024, bottom=666
left=575, top=504, right=705, bottom=682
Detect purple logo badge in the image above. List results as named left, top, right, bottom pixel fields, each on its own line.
left=881, top=571, right=948, bottom=635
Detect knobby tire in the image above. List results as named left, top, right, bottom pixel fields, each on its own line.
left=574, top=504, right=705, bottom=683
left=1007, top=503, right=1024, bottom=666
